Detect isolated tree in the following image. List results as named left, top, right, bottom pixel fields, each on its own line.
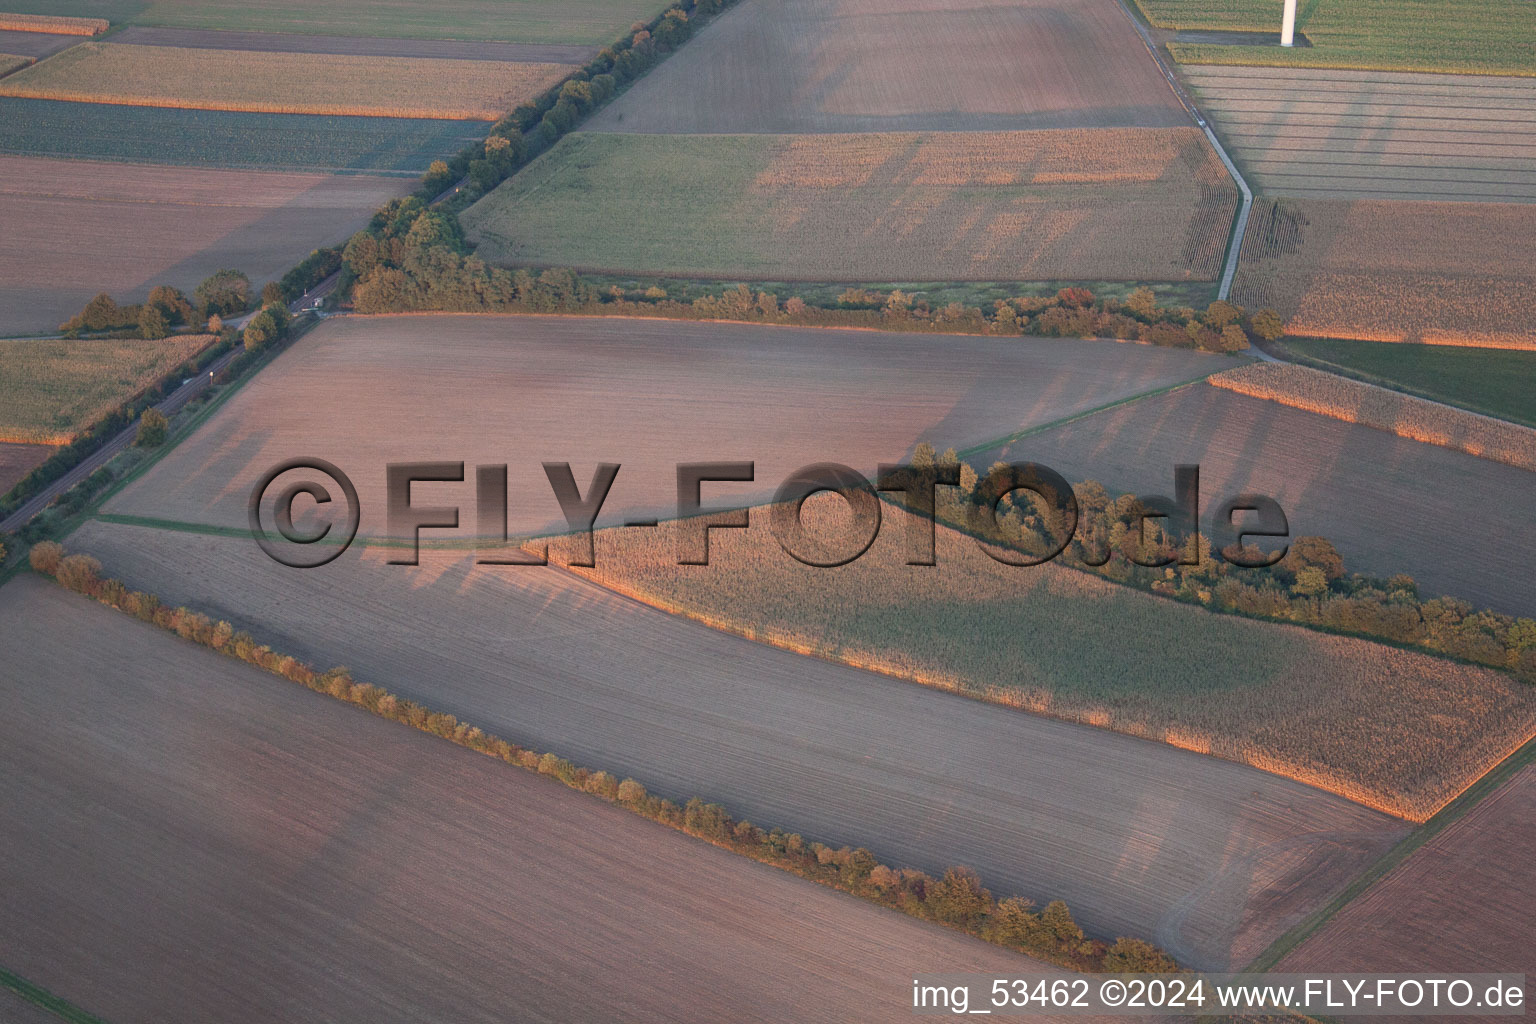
left=137, top=303, right=169, bottom=340
left=1203, top=299, right=1245, bottom=329
left=206, top=313, right=224, bottom=334
left=135, top=408, right=168, bottom=447
left=242, top=309, right=279, bottom=351
left=1125, top=286, right=1158, bottom=318
left=1103, top=937, right=1178, bottom=974
left=1249, top=308, right=1285, bottom=342
left=195, top=269, right=251, bottom=317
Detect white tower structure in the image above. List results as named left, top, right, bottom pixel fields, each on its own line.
left=1280, top=0, right=1297, bottom=46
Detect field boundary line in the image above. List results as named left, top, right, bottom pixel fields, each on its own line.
left=0, top=964, right=109, bottom=1024
left=1244, top=734, right=1536, bottom=973
left=1112, top=0, right=1252, bottom=300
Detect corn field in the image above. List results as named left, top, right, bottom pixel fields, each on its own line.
left=569, top=501, right=1536, bottom=821
left=0, top=13, right=108, bottom=35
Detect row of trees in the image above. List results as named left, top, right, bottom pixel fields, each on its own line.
left=59, top=270, right=251, bottom=338
left=905, top=449, right=1536, bottom=681
left=29, top=540, right=1177, bottom=975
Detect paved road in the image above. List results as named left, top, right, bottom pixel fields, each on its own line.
left=0, top=346, right=241, bottom=534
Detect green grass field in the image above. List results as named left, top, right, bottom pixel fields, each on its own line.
left=0, top=98, right=484, bottom=172
left=1284, top=338, right=1536, bottom=427
left=0, top=334, right=212, bottom=444
left=1137, top=0, right=1535, bottom=75
left=464, top=130, right=1237, bottom=283
left=3, top=0, right=665, bottom=44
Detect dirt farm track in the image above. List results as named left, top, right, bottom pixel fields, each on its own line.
left=0, top=578, right=1059, bottom=1023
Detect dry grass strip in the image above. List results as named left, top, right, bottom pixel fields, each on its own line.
left=1211, top=362, right=1536, bottom=472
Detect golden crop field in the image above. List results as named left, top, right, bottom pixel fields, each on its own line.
left=570, top=503, right=1536, bottom=822
left=0, top=42, right=569, bottom=119
left=1211, top=363, right=1536, bottom=471
left=0, top=334, right=212, bottom=444
left=465, top=129, right=1239, bottom=281
left=0, top=13, right=107, bottom=35
left=1232, top=198, right=1536, bottom=348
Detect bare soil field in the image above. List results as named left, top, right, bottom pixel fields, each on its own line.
left=566, top=503, right=1536, bottom=821
left=1211, top=363, right=1536, bottom=472
left=972, top=382, right=1536, bottom=616
left=0, top=155, right=410, bottom=336
left=1184, top=66, right=1536, bottom=202
left=585, top=0, right=1188, bottom=133
left=0, top=441, right=50, bottom=494
left=67, top=519, right=1406, bottom=970
left=102, top=313, right=1230, bottom=534
left=1281, top=763, right=1536, bottom=1017
left=0, top=42, right=569, bottom=119
left=1231, top=198, right=1536, bottom=349
left=108, top=26, right=598, bottom=64
left=0, top=333, right=212, bottom=443
left=0, top=577, right=1050, bottom=1022
left=464, top=129, right=1237, bottom=281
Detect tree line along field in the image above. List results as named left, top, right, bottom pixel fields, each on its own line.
left=0, top=334, right=211, bottom=444
left=1135, top=0, right=1536, bottom=75
left=1282, top=338, right=1536, bottom=428
left=1182, top=66, right=1536, bottom=202
left=584, top=0, right=1189, bottom=133
left=1231, top=198, right=1536, bottom=349
left=66, top=518, right=1406, bottom=971
left=0, top=42, right=572, bottom=119
left=0, top=0, right=668, bottom=44
left=1210, top=363, right=1536, bottom=470
left=1280, top=762, right=1536, bottom=1014
left=568, top=504, right=1536, bottom=822
left=0, top=155, right=410, bottom=336
left=968, top=382, right=1536, bottom=617
left=0, top=97, right=485, bottom=172
left=97, top=314, right=1231, bottom=536
left=0, top=578, right=1053, bottom=1022
left=463, top=129, right=1239, bottom=283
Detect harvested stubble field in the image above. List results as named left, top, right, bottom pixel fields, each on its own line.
left=465, top=130, right=1238, bottom=282
left=101, top=313, right=1229, bottom=534
left=1231, top=198, right=1536, bottom=349
left=1281, top=763, right=1536, bottom=1012
left=0, top=97, right=483, bottom=172
left=569, top=504, right=1536, bottom=823
left=0, top=52, right=26, bottom=75
left=0, top=441, right=50, bottom=494
left=1210, top=363, right=1536, bottom=472
left=1284, top=338, right=1536, bottom=428
left=68, top=518, right=1406, bottom=971
left=1137, top=0, right=1535, bottom=75
left=585, top=0, right=1188, bottom=133
left=0, top=42, right=570, bottom=119
left=0, top=12, right=106, bottom=35
left=1183, top=66, right=1536, bottom=202
left=108, top=26, right=599, bottom=64
left=0, top=577, right=1052, bottom=1022
left=0, top=155, right=409, bottom=336
left=970, top=383, right=1536, bottom=617
left=0, top=333, right=211, bottom=444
